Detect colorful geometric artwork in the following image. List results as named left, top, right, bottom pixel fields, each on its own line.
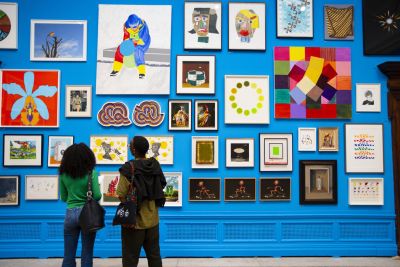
left=324, top=5, right=354, bottom=40
left=144, top=136, right=174, bottom=165
left=90, top=135, right=128, bottom=165
left=97, top=102, right=131, bottom=127
left=132, top=100, right=164, bottom=127
left=0, top=3, right=18, bottom=49
left=274, top=46, right=352, bottom=119
left=277, top=0, right=313, bottom=38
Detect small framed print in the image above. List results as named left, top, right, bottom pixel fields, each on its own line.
left=318, top=127, right=339, bottom=152
left=189, top=178, right=220, bottom=201
left=228, top=2, right=266, bottom=51
left=99, top=172, right=120, bottom=206
left=184, top=2, right=222, bottom=50
left=48, top=136, right=74, bottom=167
left=65, top=85, right=92, bottom=117
left=25, top=175, right=58, bottom=200
left=277, top=0, right=313, bottom=38
left=144, top=136, right=174, bottom=165
left=90, top=135, right=128, bottom=165
left=176, top=55, right=215, bottom=94
left=298, top=128, right=316, bottom=151
left=324, top=4, right=354, bottom=41
left=260, top=178, right=291, bottom=201
left=349, top=178, right=384, bottom=206
left=300, top=160, right=337, bottom=204
left=168, top=100, right=192, bottom=131
left=164, top=172, right=183, bottom=207
left=195, top=100, right=218, bottom=131
left=259, top=133, right=292, bottom=171
left=192, top=136, right=218, bottom=169
left=3, top=134, right=43, bottom=167
left=226, top=138, right=254, bottom=167
left=0, top=176, right=20, bottom=206
left=356, top=83, right=381, bottom=112
left=224, top=178, right=256, bottom=201
left=0, top=2, right=18, bottom=49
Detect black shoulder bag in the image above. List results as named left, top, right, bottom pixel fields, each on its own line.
left=79, top=171, right=106, bottom=232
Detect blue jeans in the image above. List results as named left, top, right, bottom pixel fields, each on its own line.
left=62, top=207, right=96, bottom=267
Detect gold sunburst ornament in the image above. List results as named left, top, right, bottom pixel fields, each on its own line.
left=376, top=10, right=400, bottom=32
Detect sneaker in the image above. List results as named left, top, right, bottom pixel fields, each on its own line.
left=110, top=70, right=119, bottom=76
left=139, top=74, right=145, bottom=79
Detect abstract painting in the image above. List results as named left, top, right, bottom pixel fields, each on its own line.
left=164, top=172, right=182, bottom=207
left=324, top=5, right=354, bottom=40
left=168, top=99, right=191, bottom=131
left=259, top=133, right=292, bottom=172
left=349, top=178, right=384, bottom=205
left=226, top=138, right=254, bottom=167
left=132, top=100, right=164, bottom=127
left=96, top=4, right=171, bottom=94
left=356, top=83, right=381, bottom=112
left=189, top=178, right=220, bottom=201
left=144, top=136, right=174, bottom=165
left=65, top=85, right=92, bottom=117
left=99, top=172, right=120, bottom=206
left=25, top=175, right=58, bottom=200
left=192, top=136, right=218, bottom=169
left=3, top=134, right=43, bottom=167
left=318, top=127, right=339, bottom=152
left=195, top=100, right=218, bottom=131
left=298, top=127, right=316, bottom=151
left=260, top=178, right=291, bottom=201
left=274, top=46, right=352, bottom=119
left=224, top=178, right=256, bottom=201
left=277, top=0, right=313, bottom=38
left=97, top=102, right=132, bottom=127
left=0, top=176, right=19, bottom=206
left=90, top=135, right=128, bottom=165
left=48, top=135, right=74, bottom=167
left=0, top=3, right=17, bottom=49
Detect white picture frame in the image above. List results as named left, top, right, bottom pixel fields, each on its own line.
left=164, top=172, right=183, bottom=207
left=48, top=135, right=74, bottom=167
left=226, top=138, right=254, bottom=167
left=98, top=172, right=120, bottom=206
left=356, top=83, right=381, bottom=112
left=259, top=133, right=293, bottom=172
left=144, top=135, right=174, bottom=165
left=192, top=136, right=218, bottom=169
left=65, top=85, right=92, bottom=117
left=349, top=178, right=384, bottom=205
left=194, top=99, right=218, bottom=131
left=276, top=0, right=314, bottom=38
left=0, top=2, right=18, bottom=49
left=298, top=127, right=316, bottom=151
left=25, top=175, right=59, bottom=200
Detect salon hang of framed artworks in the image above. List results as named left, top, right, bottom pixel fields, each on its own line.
left=0, top=0, right=397, bottom=208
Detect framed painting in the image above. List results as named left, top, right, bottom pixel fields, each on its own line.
left=318, top=127, right=339, bottom=152
left=168, top=99, right=192, bottom=131
left=226, top=138, right=254, bottom=167
left=90, top=135, right=128, bottom=165
left=228, top=2, right=266, bottom=51
left=192, top=136, right=218, bottom=169
left=224, top=178, right=256, bottom=201
left=225, top=75, right=270, bottom=124
left=324, top=4, right=354, bottom=41
left=189, top=178, right=220, bottom=201
left=260, top=178, right=291, bottom=201
left=132, top=100, right=165, bottom=127
left=274, top=46, right=352, bottom=119
left=298, top=127, right=316, bottom=151
left=144, top=136, right=174, bottom=165
left=65, top=85, right=92, bottom=117
left=349, top=178, right=384, bottom=206
left=3, top=134, right=43, bottom=167
left=99, top=172, right=120, bottom=206
left=356, top=83, right=381, bottom=112
left=0, top=2, right=17, bottom=49
left=195, top=99, right=218, bottom=131
left=25, top=175, right=58, bottom=200
left=259, top=133, right=292, bottom=172
left=48, top=135, right=74, bottom=167
left=184, top=2, right=222, bottom=50
left=30, top=20, right=87, bottom=61
left=164, top=172, right=182, bottom=207
left=345, top=124, right=384, bottom=173
left=96, top=4, right=171, bottom=95
left=277, top=0, right=313, bottom=38
left=0, top=69, right=60, bottom=127
left=176, top=55, right=215, bottom=95
left=97, top=102, right=132, bottom=127
left=0, top=176, right=19, bottom=206
left=300, top=160, right=337, bottom=204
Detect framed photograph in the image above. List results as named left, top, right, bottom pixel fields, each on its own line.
left=277, top=0, right=313, bottom=38
left=260, top=178, right=291, bottom=201
left=225, top=75, right=270, bottom=124
left=300, top=160, right=337, bottom=204
left=144, top=136, right=174, bottom=165
left=189, top=178, right=220, bottom=201
left=3, top=134, right=43, bottom=167
left=228, top=2, right=266, bottom=51
left=298, top=128, right=316, bottom=151
left=324, top=4, right=354, bottom=41
left=0, top=176, right=19, bottom=206
left=226, top=138, right=254, bottom=167
left=259, top=133, right=292, bottom=172
left=345, top=124, right=384, bottom=173
left=164, top=172, right=182, bottom=207
left=224, top=178, right=256, bottom=201
left=184, top=2, right=222, bottom=50
left=48, top=136, right=74, bottom=167
left=99, top=172, right=120, bottom=206
left=192, top=136, right=218, bottom=169
left=176, top=55, right=215, bottom=94
left=195, top=99, right=218, bottom=131
left=318, top=127, right=339, bottom=152
left=90, top=135, right=128, bottom=165
left=65, top=85, right=92, bottom=117
left=349, top=178, right=384, bottom=206
left=0, top=69, right=60, bottom=127
left=0, top=2, right=18, bottom=49
left=30, top=20, right=87, bottom=61
left=356, top=83, right=381, bottom=112
left=168, top=100, right=192, bottom=131
left=25, top=175, right=58, bottom=200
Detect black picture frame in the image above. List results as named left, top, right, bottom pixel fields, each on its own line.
left=168, top=99, right=192, bottom=131
left=194, top=99, right=218, bottom=131
left=224, top=178, right=256, bottom=201
left=3, top=134, right=44, bottom=167
left=260, top=178, right=291, bottom=201
left=189, top=178, right=221, bottom=201
left=0, top=175, right=20, bottom=206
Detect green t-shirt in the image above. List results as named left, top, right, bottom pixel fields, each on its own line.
left=60, top=170, right=102, bottom=208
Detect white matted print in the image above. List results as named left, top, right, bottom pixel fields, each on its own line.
left=298, top=128, right=316, bottom=151
left=277, top=0, right=313, bottom=38
left=90, top=135, right=128, bottom=165
left=356, top=83, right=381, bottom=112
left=3, top=134, right=43, bottom=167
left=99, top=172, right=120, bottom=206
left=349, top=178, right=384, bottom=205
left=144, top=136, right=174, bottom=165
left=65, top=85, right=92, bottom=117
left=226, top=138, right=254, bottom=167
left=96, top=4, right=171, bottom=95
left=259, top=133, right=292, bottom=172
left=0, top=2, right=18, bottom=49
left=164, top=172, right=182, bottom=207
left=25, top=175, right=58, bottom=200
left=48, top=136, right=74, bottom=167
left=192, top=136, right=218, bottom=169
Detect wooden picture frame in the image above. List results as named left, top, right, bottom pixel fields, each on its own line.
left=318, top=127, right=339, bottom=152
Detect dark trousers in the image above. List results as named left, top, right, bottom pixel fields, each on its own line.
left=121, top=224, right=162, bottom=267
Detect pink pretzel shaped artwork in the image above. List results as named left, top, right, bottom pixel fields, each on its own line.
left=97, top=102, right=132, bottom=127
left=132, top=100, right=165, bottom=127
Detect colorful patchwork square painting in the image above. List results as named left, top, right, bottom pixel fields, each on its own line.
left=274, top=46, right=352, bottom=119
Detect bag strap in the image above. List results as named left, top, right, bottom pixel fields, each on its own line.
left=127, top=161, right=136, bottom=199
left=86, top=170, right=93, bottom=200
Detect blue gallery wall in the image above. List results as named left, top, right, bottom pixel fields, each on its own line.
left=0, top=0, right=399, bottom=258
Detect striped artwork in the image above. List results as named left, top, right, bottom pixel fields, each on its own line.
left=324, top=5, right=354, bottom=40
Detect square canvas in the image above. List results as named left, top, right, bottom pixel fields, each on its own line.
left=3, top=134, right=43, bottom=167
left=144, top=136, right=174, bottom=165
left=192, top=136, right=218, bottom=169
left=260, top=133, right=292, bottom=171
left=189, top=178, right=220, bottom=201
left=277, top=0, right=313, bottom=38
left=0, top=70, right=60, bottom=127
left=226, top=138, right=254, bottom=167
left=96, top=4, right=171, bottom=94
left=0, top=176, right=19, bottom=206
left=25, top=175, right=58, bottom=200
left=99, top=172, right=120, bottom=206
left=349, top=178, right=384, bottom=205
left=224, top=178, right=256, bottom=201
left=260, top=178, right=291, bottom=201
left=168, top=100, right=191, bottom=131
left=298, top=127, right=316, bottom=151
left=0, top=3, right=17, bottom=49
left=65, top=85, right=92, bottom=117
left=195, top=100, right=218, bottom=130
left=48, top=136, right=74, bottom=167
left=356, top=83, right=381, bottom=112
left=318, top=127, right=339, bottom=152
left=324, top=5, right=354, bottom=40
left=274, top=46, right=352, bottom=119
left=90, top=135, right=128, bottom=165
left=164, top=172, right=182, bottom=207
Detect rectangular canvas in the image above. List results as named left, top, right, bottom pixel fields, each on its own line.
left=65, top=85, right=92, bottom=117
left=356, top=83, right=381, bottom=112
left=192, top=136, right=218, bottom=169
left=0, top=2, right=17, bottom=49
left=189, top=178, right=220, bottom=201
left=260, top=178, right=291, bottom=201
left=260, top=133, right=292, bottom=172
left=298, top=127, right=316, bottom=151
left=0, top=176, right=19, bottom=206
left=195, top=100, right=218, bottom=130
left=144, top=136, right=173, bottom=165
left=226, top=138, right=254, bottom=167
left=277, top=0, right=313, bottom=38
left=164, top=172, right=182, bottom=207
left=99, top=172, right=120, bottom=206
left=96, top=4, right=171, bottom=94
left=224, top=178, right=256, bottom=201
left=0, top=69, right=60, bottom=127
left=3, top=134, right=43, bottom=167
left=274, top=46, right=352, bottom=119
left=324, top=5, right=354, bottom=40
left=25, top=175, right=58, bottom=200
left=318, top=127, right=339, bottom=152
left=168, top=99, right=191, bottom=131
left=30, top=20, right=87, bottom=61
left=349, top=178, right=384, bottom=205
left=90, top=135, right=128, bottom=165
left=48, top=136, right=74, bottom=167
